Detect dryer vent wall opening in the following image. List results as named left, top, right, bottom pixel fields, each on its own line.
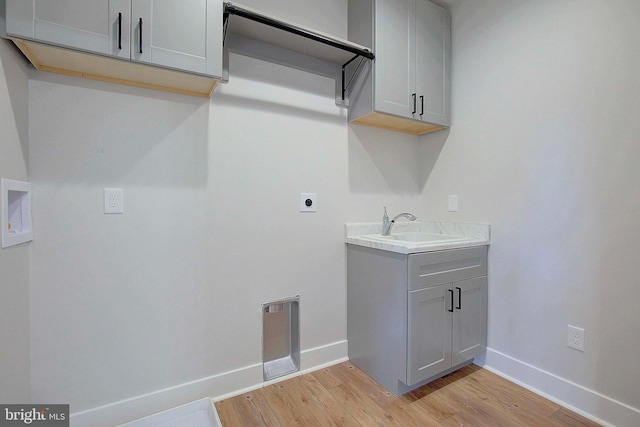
left=262, top=296, right=300, bottom=381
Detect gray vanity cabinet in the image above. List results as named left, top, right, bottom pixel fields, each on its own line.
left=348, top=0, right=451, bottom=135
left=347, top=245, right=487, bottom=395
left=407, top=275, right=487, bottom=385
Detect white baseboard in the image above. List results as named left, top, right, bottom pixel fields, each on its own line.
left=70, top=340, right=348, bottom=427
left=478, top=347, right=640, bottom=427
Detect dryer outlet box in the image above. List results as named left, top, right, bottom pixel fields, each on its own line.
left=300, top=193, right=317, bottom=212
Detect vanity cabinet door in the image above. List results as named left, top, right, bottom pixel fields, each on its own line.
left=452, top=276, right=487, bottom=366
left=5, top=0, right=131, bottom=59
left=407, top=283, right=452, bottom=385
left=407, top=246, right=487, bottom=386
left=131, top=0, right=222, bottom=76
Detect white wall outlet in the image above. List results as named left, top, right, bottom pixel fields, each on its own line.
left=448, top=195, right=459, bottom=212
left=567, top=325, right=585, bottom=351
left=300, top=193, right=317, bottom=212
left=104, top=188, right=124, bottom=214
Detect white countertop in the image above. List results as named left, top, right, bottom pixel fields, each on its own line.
left=345, top=221, right=490, bottom=254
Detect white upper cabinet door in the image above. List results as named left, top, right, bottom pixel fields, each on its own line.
left=131, top=0, right=222, bottom=77
left=374, top=0, right=416, bottom=119
left=5, top=0, right=131, bottom=59
left=415, top=0, right=450, bottom=126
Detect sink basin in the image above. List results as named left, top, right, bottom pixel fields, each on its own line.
left=346, top=221, right=490, bottom=254
left=362, top=232, right=467, bottom=244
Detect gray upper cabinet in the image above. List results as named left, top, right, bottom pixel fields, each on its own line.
left=5, top=0, right=131, bottom=59
left=348, top=0, right=451, bottom=135
left=373, top=0, right=416, bottom=119
left=415, top=0, right=450, bottom=127
left=131, top=0, right=221, bottom=76
left=5, top=0, right=221, bottom=77
left=2, top=0, right=222, bottom=97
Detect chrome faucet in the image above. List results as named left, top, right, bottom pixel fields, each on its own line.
left=381, top=207, right=417, bottom=236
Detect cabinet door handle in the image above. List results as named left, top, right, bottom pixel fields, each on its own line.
left=448, top=289, right=454, bottom=312
left=420, top=95, right=424, bottom=116
left=117, top=12, right=122, bottom=50
left=456, top=287, right=462, bottom=310
left=412, top=93, right=417, bottom=114
left=139, top=18, right=143, bottom=54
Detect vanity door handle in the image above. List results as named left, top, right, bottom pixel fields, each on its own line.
left=448, top=289, right=454, bottom=312
left=420, top=95, right=424, bottom=116
left=139, top=18, right=143, bottom=53
left=117, top=12, right=122, bottom=50
left=412, top=93, right=417, bottom=114
left=456, top=287, right=462, bottom=310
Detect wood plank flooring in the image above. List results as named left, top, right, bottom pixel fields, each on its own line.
left=215, top=362, right=601, bottom=426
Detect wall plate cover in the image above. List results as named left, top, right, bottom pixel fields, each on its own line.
left=568, top=325, right=585, bottom=352
left=448, top=195, right=459, bottom=212
left=300, top=193, right=317, bottom=212
left=104, top=188, right=124, bottom=214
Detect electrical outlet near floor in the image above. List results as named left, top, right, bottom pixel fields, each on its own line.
left=567, top=325, right=585, bottom=351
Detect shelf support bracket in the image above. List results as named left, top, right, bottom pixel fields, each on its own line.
left=342, top=54, right=366, bottom=102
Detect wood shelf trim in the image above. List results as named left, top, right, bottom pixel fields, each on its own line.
left=350, top=111, right=445, bottom=135
left=12, top=39, right=218, bottom=98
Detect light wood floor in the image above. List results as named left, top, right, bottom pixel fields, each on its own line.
left=215, top=361, right=601, bottom=426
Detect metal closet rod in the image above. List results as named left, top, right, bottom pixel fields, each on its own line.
left=223, top=2, right=375, bottom=61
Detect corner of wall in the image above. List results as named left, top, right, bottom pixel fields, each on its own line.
left=0, top=26, right=31, bottom=403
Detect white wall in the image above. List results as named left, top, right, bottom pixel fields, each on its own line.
left=420, top=0, right=640, bottom=424
left=27, top=59, right=338, bottom=420
left=25, top=1, right=432, bottom=424
left=21, top=0, right=640, bottom=425
left=0, top=39, right=31, bottom=403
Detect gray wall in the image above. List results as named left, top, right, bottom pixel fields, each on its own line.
left=5, top=0, right=640, bottom=425
left=420, top=0, right=640, bottom=423
left=0, top=39, right=30, bottom=403
left=26, top=1, right=430, bottom=422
